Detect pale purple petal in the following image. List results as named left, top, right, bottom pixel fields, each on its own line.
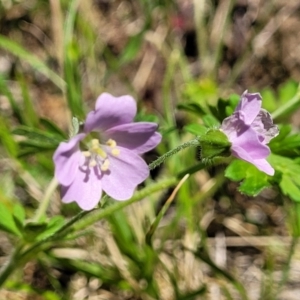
left=252, top=109, right=279, bottom=144
left=221, top=90, right=278, bottom=176
left=84, top=93, right=137, bottom=133
left=54, top=92, right=161, bottom=210
left=61, top=166, right=103, bottom=210
left=221, top=114, right=247, bottom=140
left=101, top=147, right=149, bottom=200
left=231, top=128, right=270, bottom=159
left=235, top=91, right=262, bottom=125
left=105, top=122, right=162, bottom=154
left=53, top=133, right=86, bottom=186
left=231, top=145, right=274, bottom=175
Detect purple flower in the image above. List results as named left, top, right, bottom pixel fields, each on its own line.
left=53, top=93, right=162, bottom=210
left=221, top=91, right=279, bottom=175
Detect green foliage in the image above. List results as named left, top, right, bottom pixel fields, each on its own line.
left=17, top=73, right=39, bottom=127
left=0, top=0, right=300, bottom=298
left=0, top=201, right=23, bottom=237
left=0, top=116, right=18, bottom=157
left=184, top=123, right=207, bottom=135
left=24, top=216, right=65, bottom=242
left=12, top=126, right=65, bottom=156
left=0, top=35, right=65, bottom=90
left=225, top=160, right=271, bottom=196
left=261, top=80, right=299, bottom=117
left=179, top=81, right=239, bottom=128
left=269, top=124, right=300, bottom=157
left=269, top=154, right=300, bottom=202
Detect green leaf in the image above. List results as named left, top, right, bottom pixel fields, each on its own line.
left=0, top=75, right=23, bottom=123
left=0, top=35, right=65, bottom=90
left=0, top=116, right=18, bottom=157
left=202, top=114, right=220, bottom=127
left=63, top=0, right=84, bottom=117
left=40, top=118, right=67, bottom=139
left=208, top=97, right=234, bottom=122
left=13, top=126, right=64, bottom=148
left=36, top=216, right=65, bottom=240
left=13, top=204, right=26, bottom=234
left=24, top=221, right=48, bottom=242
left=135, top=111, right=159, bottom=123
left=261, top=88, right=277, bottom=112
left=119, top=32, right=144, bottom=65
left=278, top=80, right=298, bottom=103
left=280, top=175, right=300, bottom=202
left=225, top=160, right=271, bottom=196
left=177, top=102, right=206, bottom=116
left=229, top=93, right=240, bottom=109
left=183, top=123, right=207, bottom=136
left=181, top=79, right=218, bottom=112
left=269, top=154, right=300, bottom=202
left=0, top=201, right=22, bottom=236
left=269, top=125, right=300, bottom=157
left=17, top=72, right=39, bottom=127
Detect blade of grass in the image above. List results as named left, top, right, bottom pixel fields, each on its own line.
left=188, top=246, right=249, bottom=300
left=0, top=75, right=23, bottom=123
left=17, top=72, right=39, bottom=127
left=0, top=35, right=65, bottom=90
left=63, top=0, right=84, bottom=117
left=145, top=174, right=190, bottom=245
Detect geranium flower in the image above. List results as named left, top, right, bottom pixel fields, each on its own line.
left=53, top=93, right=162, bottom=210
left=221, top=91, right=278, bottom=175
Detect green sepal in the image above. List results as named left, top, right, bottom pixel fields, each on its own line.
left=198, top=129, right=231, bottom=159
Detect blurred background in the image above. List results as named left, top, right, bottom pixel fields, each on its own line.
left=1, top=0, right=300, bottom=299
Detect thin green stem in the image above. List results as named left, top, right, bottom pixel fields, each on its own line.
left=149, top=138, right=200, bottom=170
left=272, top=84, right=300, bottom=120
left=33, top=178, right=59, bottom=223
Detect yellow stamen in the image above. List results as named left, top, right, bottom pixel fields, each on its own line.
left=95, top=147, right=107, bottom=159
left=82, top=151, right=91, bottom=157
left=89, top=159, right=97, bottom=167
left=111, top=148, right=120, bottom=156
left=106, top=139, right=117, bottom=148
left=101, top=159, right=110, bottom=171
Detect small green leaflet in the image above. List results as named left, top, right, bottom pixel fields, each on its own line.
left=0, top=201, right=24, bottom=237
left=269, top=124, right=300, bottom=157
left=269, top=154, right=300, bottom=202
left=225, top=160, right=271, bottom=196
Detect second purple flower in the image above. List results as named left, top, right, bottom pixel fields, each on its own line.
left=221, top=91, right=279, bottom=175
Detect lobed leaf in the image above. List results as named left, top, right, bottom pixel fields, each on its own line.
left=225, top=160, right=271, bottom=196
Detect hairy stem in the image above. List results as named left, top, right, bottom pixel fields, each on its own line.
left=149, top=138, right=200, bottom=170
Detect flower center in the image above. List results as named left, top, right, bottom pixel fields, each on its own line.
left=82, top=138, right=120, bottom=171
